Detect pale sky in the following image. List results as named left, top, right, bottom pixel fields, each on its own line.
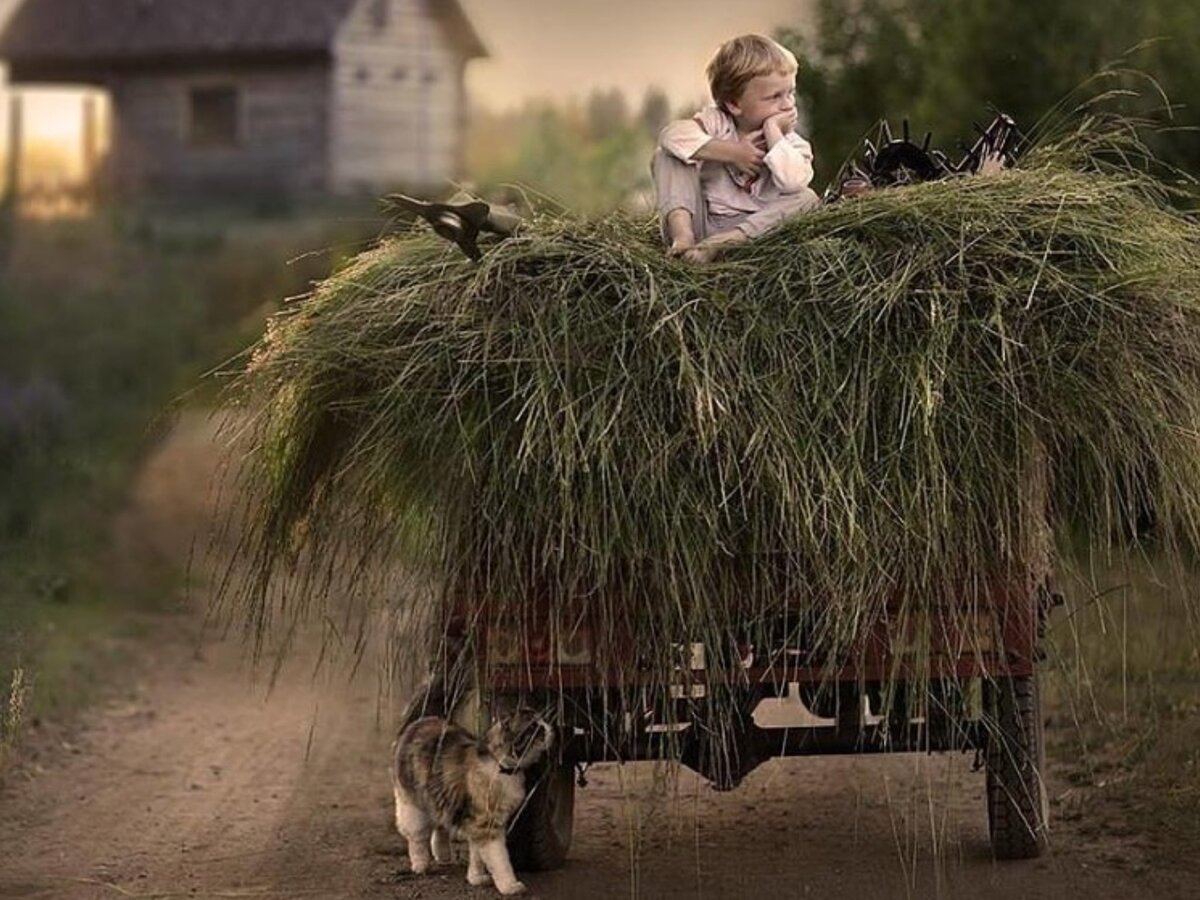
left=458, top=0, right=813, bottom=110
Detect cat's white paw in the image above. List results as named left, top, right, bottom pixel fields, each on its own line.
left=431, top=830, right=452, bottom=863
left=496, top=880, right=527, bottom=896
left=410, top=860, right=432, bottom=875
left=466, top=870, right=493, bottom=887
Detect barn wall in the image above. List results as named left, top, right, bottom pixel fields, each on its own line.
left=330, top=0, right=467, bottom=193
left=107, top=63, right=329, bottom=196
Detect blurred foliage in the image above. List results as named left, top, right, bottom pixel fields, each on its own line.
left=1046, top=552, right=1200, bottom=864
left=780, top=0, right=1200, bottom=187
left=0, top=212, right=345, bottom=540
left=639, top=86, right=672, bottom=140
left=466, top=87, right=679, bottom=214
left=0, top=206, right=374, bottom=741
left=586, top=87, right=631, bottom=142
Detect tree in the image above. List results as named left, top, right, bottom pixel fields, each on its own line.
left=780, top=0, right=1200, bottom=189
left=586, top=88, right=630, bottom=142
left=912, top=0, right=1130, bottom=138
left=780, top=0, right=925, bottom=185
left=638, top=87, right=672, bottom=139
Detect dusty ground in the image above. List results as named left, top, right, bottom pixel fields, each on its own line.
left=1, top=414, right=1195, bottom=900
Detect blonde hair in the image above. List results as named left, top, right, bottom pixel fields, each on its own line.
left=706, top=34, right=798, bottom=111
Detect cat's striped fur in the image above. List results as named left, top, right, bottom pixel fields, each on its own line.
left=391, top=694, right=552, bottom=896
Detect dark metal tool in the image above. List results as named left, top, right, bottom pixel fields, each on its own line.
left=829, top=112, right=1023, bottom=200
left=385, top=192, right=520, bottom=261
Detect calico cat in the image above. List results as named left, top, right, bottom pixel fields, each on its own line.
left=391, top=705, right=553, bottom=896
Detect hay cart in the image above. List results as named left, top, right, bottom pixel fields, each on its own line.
left=416, top=112, right=1052, bottom=870
left=445, top=568, right=1058, bottom=872
left=235, top=97, right=1200, bottom=889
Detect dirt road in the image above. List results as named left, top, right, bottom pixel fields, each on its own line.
left=1, top=415, right=1193, bottom=900
left=0, top=629, right=1189, bottom=900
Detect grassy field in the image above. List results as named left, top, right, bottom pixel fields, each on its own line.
left=0, top=202, right=378, bottom=773
left=1045, top=548, right=1200, bottom=860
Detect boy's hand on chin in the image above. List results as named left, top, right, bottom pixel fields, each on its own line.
left=763, top=111, right=799, bottom=145
left=729, top=138, right=765, bottom=177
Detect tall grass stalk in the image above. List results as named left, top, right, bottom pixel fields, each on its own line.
left=1, top=667, right=27, bottom=774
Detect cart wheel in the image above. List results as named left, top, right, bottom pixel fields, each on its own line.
left=984, top=675, right=1049, bottom=859
left=507, top=761, right=575, bottom=871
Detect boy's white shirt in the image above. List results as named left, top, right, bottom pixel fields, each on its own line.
left=659, top=104, right=815, bottom=215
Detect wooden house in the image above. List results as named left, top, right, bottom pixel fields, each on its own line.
left=0, top=0, right=486, bottom=197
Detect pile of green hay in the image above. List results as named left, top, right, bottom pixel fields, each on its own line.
left=219, top=118, right=1200, bottom=705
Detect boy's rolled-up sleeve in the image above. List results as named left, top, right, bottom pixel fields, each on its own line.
left=659, top=108, right=729, bottom=164
left=764, top=133, right=815, bottom=193
left=658, top=118, right=712, bottom=164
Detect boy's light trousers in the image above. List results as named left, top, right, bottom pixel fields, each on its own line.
left=651, top=149, right=820, bottom=244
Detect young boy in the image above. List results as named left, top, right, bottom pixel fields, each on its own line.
left=654, top=34, right=820, bottom=264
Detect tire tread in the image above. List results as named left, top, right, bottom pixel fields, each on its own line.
left=986, top=675, right=1049, bottom=860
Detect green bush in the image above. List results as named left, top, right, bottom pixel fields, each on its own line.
left=0, top=206, right=373, bottom=751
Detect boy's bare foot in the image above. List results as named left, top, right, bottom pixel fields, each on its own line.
left=681, top=245, right=718, bottom=264
left=680, top=230, right=747, bottom=264
left=665, top=209, right=697, bottom=257
left=668, top=236, right=696, bottom=257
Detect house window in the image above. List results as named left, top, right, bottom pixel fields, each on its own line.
left=188, top=86, right=238, bottom=148
left=370, top=0, right=389, bottom=30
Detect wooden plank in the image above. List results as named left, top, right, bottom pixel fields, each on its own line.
left=108, top=63, right=330, bottom=195
left=329, top=0, right=469, bottom=191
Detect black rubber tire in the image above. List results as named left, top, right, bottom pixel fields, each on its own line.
left=985, top=675, right=1050, bottom=860
left=507, top=761, right=575, bottom=872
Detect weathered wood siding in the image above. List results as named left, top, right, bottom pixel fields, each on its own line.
left=330, top=0, right=466, bottom=192
left=107, top=63, right=328, bottom=196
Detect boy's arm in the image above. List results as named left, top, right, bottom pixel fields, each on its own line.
left=660, top=117, right=765, bottom=176
left=760, top=115, right=814, bottom=193
left=695, top=137, right=766, bottom=176
left=658, top=118, right=714, bottom=163
left=657, top=118, right=710, bottom=164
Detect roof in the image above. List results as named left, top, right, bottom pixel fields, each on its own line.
left=434, top=1, right=486, bottom=60
left=0, top=0, right=486, bottom=79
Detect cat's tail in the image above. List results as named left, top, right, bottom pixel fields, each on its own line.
left=397, top=673, right=450, bottom=732
left=392, top=670, right=455, bottom=793
left=397, top=654, right=472, bottom=733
